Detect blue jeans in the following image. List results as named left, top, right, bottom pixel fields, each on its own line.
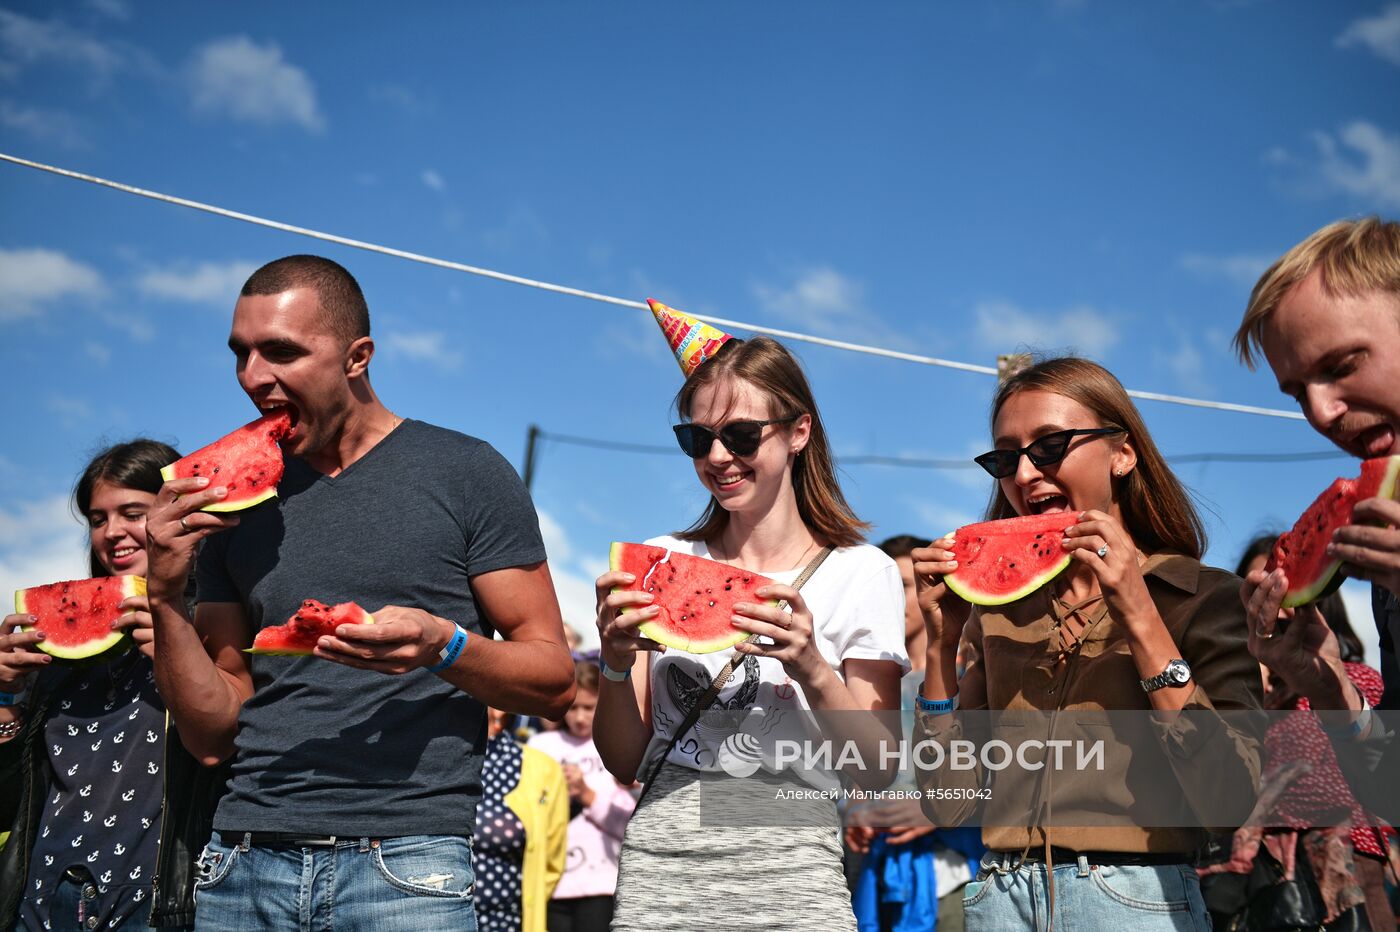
left=962, top=851, right=1210, bottom=931
left=192, top=833, right=477, bottom=932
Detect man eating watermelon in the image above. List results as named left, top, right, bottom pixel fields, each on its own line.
left=1233, top=216, right=1400, bottom=820
left=142, top=254, right=576, bottom=931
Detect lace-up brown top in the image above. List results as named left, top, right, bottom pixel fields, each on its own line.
left=915, top=552, right=1266, bottom=855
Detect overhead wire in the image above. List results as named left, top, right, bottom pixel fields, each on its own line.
left=2, top=151, right=1306, bottom=421
left=533, top=428, right=1346, bottom=469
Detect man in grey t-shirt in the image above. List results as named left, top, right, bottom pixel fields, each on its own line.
left=144, top=255, right=575, bottom=931
left=1234, top=217, right=1400, bottom=822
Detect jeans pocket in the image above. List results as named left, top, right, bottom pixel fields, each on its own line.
left=1089, top=863, right=1194, bottom=913
left=193, top=837, right=240, bottom=895
left=371, top=836, right=474, bottom=899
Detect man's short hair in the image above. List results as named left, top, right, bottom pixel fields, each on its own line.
left=1233, top=216, right=1400, bottom=369
left=241, top=255, right=371, bottom=347
left=878, top=535, right=926, bottom=560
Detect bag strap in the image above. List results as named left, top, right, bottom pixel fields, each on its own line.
left=639, top=546, right=834, bottom=800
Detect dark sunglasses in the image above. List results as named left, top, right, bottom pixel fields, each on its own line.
left=974, top=426, right=1125, bottom=479
left=672, top=415, right=800, bottom=458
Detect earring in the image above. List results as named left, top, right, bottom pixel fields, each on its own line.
left=1115, top=468, right=1124, bottom=477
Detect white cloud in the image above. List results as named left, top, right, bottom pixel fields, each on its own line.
left=1179, top=252, right=1274, bottom=289
left=137, top=260, right=257, bottom=305
left=536, top=509, right=600, bottom=650
left=1154, top=332, right=1212, bottom=396
left=752, top=266, right=915, bottom=350
left=187, top=36, right=324, bottom=132
left=1336, top=4, right=1400, bottom=66
left=371, top=83, right=432, bottom=115
left=0, top=494, right=89, bottom=598
left=0, top=247, right=105, bottom=322
left=46, top=395, right=93, bottom=425
left=380, top=330, right=463, bottom=371
left=86, top=0, right=131, bottom=18
left=1312, top=120, right=1400, bottom=208
left=84, top=341, right=111, bottom=365
left=421, top=169, right=446, bottom=192
left=0, top=99, right=84, bottom=147
left=973, top=299, right=1120, bottom=358
left=0, top=9, right=123, bottom=81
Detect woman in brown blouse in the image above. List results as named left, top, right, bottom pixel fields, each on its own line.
left=911, top=357, right=1263, bottom=931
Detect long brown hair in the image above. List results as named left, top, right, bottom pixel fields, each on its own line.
left=985, top=357, right=1206, bottom=559
left=674, top=337, right=868, bottom=548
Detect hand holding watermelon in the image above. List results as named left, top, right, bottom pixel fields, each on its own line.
left=109, top=593, right=156, bottom=660
left=1326, top=496, right=1400, bottom=595
left=729, top=583, right=826, bottom=683
left=0, top=613, right=51, bottom=689
left=311, top=604, right=455, bottom=676
left=593, top=570, right=668, bottom=673
left=909, top=537, right=972, bottom=649
left=144, top=475, right=242, bottom=602
left=1061, top=510, right=1156, bottom=631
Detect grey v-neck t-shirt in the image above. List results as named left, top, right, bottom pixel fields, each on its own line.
left=196, top=419, right=545, bottom=836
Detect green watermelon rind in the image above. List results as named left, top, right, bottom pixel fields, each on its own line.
left=942, top=514, right=1078, bottom=607
left=244, top=603, right=375, bottom=656
left=1279, top=456, right=1400, bottom=608
left=16, top=575, right=144, bottom=661
left=609, top=542, right=777, bottom=655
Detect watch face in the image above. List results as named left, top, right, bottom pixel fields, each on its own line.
left=1167, top=660, right=1191, bottom=684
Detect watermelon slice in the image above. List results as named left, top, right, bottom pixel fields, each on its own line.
left=943, top=513, right=1079, bottom=606
left=247, top=599, right=375, bottom=656
left=16, top=575, right=145, bottom=660
left=1266, top=455, right=1400, bottom=608
left=609, top=543, right=779, bottom=654
left=160, top=409, right=293, bottom=513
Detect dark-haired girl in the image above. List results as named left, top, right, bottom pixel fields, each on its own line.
left=593, top=337, right=907, bottom=931
left=1, top=440, right=211, bottom=931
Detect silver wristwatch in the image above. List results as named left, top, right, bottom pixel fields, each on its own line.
left=1140, top=658, right=1191, bottom=693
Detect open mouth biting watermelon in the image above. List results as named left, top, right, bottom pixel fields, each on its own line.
left=943, top=513, right=1079, bottom=606
left=609, top=543, right=779, bottom=654
left=16, top=575, right=144, bottom=660
left=247, top=599, right=375, bottom=656
left=160, top=409, right=293, bottom=513
left=1266, top=455, right=1400, bottom=608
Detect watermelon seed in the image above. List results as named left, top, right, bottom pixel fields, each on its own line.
left=709, top=600, right=716, bottom=607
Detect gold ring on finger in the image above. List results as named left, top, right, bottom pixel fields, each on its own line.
left=179, top=516, right=191, bottom=533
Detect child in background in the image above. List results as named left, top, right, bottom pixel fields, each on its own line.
left=528, top=663, right=636, bottom=932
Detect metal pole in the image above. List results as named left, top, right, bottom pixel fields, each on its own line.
left=523, top=424, right=541, bottom=491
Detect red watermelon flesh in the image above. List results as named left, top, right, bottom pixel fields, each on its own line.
left=247, top=599, right=375, bottom=656
left=16, top=575, right=144, bottom=660
left=160, top=409, right=293, bottom=513
left=609, top=543, right=779, bottom=654
left=943, top=513, right=1078, bottom=606
left=1266, top=455, right=1400, bottom=608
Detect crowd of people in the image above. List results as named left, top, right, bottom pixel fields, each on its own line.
left=1, top=216, right=1399, bottom=931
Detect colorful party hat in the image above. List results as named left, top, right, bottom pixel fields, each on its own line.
left=648, top=298, right=735, bottom=378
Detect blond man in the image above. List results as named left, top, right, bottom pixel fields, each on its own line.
left=1233, top=217, right=1400, bottom=812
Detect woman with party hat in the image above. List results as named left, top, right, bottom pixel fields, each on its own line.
left=592, top=300, right=908, bottom=931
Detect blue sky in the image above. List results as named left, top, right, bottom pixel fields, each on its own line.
left=2, top=1, right=1398, bottom=657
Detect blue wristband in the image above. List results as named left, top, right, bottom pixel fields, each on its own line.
left=916, top=692, right=958, bottom=715
left=427, top=625, right=468, bottom=673
left=600, top=661, right=631, bottom=682
left=0, top=691, right=19, bottom=707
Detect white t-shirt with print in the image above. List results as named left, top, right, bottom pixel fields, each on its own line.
left=640, top=535, right=908, bottom=778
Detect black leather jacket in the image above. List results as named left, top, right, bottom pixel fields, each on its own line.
left=0, top=666, right=230, bottom=928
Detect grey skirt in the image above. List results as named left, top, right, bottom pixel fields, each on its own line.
left=611, top=763, right=857, bottom=931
